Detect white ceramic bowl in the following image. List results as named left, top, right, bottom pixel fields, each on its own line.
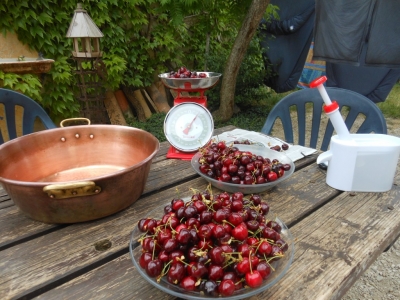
left=191, top=144, right=295, bottom=194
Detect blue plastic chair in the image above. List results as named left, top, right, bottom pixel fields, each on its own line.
left=0, top=88, right=56, bottom=144
left=261, top=87, right=387, bottom=151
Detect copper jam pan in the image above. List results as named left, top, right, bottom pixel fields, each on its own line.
left=0, top=125, right=159, bottom=223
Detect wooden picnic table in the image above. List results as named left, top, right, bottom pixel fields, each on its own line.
left=0, top=125, right=399, bottom=300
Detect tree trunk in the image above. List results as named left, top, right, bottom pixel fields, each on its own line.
left=216, top=0, right=270, bottom=121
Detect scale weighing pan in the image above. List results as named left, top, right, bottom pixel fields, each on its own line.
left=158, top=72, right=221, bottom=90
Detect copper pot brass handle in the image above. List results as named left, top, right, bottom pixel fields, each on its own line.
left=43, top=181, right=102, bottom=199
left=60, top=118, right=91, bottom=127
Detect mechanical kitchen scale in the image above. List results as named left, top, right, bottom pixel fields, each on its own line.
left=159, top=71, right=222, bottom=160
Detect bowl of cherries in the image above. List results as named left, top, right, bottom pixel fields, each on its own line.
left=159, top=67, right=222, bottom=90
left=129, top=188, right=294, bottom=299
left=191, top=142, right=295, bottom=194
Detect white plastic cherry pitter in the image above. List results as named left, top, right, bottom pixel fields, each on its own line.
left=310, top=76, right=400, bottom=192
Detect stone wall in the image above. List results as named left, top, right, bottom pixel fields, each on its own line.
left=0, top=32, right=38, bottom=59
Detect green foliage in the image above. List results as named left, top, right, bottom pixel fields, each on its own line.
left=215, top=89, right=283, bottom=131
left=102, top=53, right=127, bottom=90
left=1, top=0, right=278, bottom=123
left=0, top=71, right=43, bottom=100
left=127, top=112, right=167, bottom=142
left=378, top=82, right=400, bottom=119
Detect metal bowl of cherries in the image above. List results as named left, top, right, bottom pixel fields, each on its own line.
left=159, top=67, right=222, bottom=90
left=191, top=142, right=295, bottom=194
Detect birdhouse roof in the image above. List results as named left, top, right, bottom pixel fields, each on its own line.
left=66, top=4, right=103, bottom=38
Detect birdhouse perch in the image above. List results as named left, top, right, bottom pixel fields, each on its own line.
left=66, top=3, right=104, bottom=58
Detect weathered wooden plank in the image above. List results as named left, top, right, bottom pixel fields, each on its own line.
left=0, top=162, right=339, bottom=299
left=0, top=185, right=7, bottom=197
left=0, top=207, right=60, bottom=250
left=256, top=180, right=400, bottom=300
left=35, top=253, right=174, bottom=300
left=0, top=199, right=13, bottom=209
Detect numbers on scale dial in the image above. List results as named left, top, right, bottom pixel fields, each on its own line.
left=173, top=113, right=206, bottom=139
left=164, top=102, right=214, bottom=152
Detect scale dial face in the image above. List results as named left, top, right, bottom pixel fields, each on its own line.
left=164, top=102, right=214, bottom=152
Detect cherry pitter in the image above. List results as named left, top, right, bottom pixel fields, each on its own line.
left=310, top=76, right=400, bottom=192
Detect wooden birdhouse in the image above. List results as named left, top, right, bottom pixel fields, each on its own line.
left=66, top=3, right=103, bottom=58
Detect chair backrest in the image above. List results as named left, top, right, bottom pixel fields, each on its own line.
left=261, top=87, right=387, bottom=151
left=0, top=88, right=56, bottom=144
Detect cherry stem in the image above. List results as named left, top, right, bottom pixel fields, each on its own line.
left=263, top=255, right=276, bottom=272
left=249, top=250, right=253, bottom=274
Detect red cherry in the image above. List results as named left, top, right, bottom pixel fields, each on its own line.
left=209, top=246, right=225, bottom=265
left=218, top=279, right=235, bottom=296
left=267, top=220, right=282, bottom=233
left=200, top=210, right=213, bottom=224
left=228, top=212, right=243, bottom=226
left=188, top=262, right=208, bottom=279
left=245, top=270, right=263, bottom=288
left=138, top=218, right=151, bottom=232
left=213, top=209, right=228, bottom=223
left=246, top=219, right=259, bottom=231
left=167, top=262, right=186, bottom=284
left=231, top=199, right=244, bottom=212
left=256, top=176, right=266, bottom=184
left=139, top=252, right=152, bottom=268
left=171, top=198, right=185, bottom=211
left=212, top=224, right=226, bottom=239
left=256, top=261, right=272, bottom=279
left=176, top=228, right=191, bottom=244
left=186, top=217, right=200, bottom=229
left=175, top=223, right=188, bottom=233
left=244, top=174, right=254, bottom=185
left=260, top=202, right=270, bottom=215
left=145, top=259, right=163, bottom=278
left=236, top=257, right=250, bottom=274
left=267, top=172, right=278, bottom=182
left=283, top=163, right=291, bottom=170
left=208, top=264, right=224, bottom=281
left=228, top=164, right=238, bottom=175
left=237, top=243, right=251, bottom=257
left=157, top=228, right=172, bottom=244
left=220, top=173, right=231, bottom=182
left=180, top=275, right=197, bottom=291
left=158, top=250, right=170, bottom=263
left=232, top=192, right=244, bottom=201
left=276, top=238, right=289, bottom=252
left=231, top=223, right=248, bottom=241
left=257, top=240, right=272, bottom=256
left=222, top=222, right=233, bottom=234
left=198, top=224, right=212, bottom=239
left=169, top=250, right=185, bottom=263
left=193, top=200, right=207, bottom=213
left=217, top=141, right=226, bottom=150
left=240, top=155, right=250, bottom=165
left=250, top=255, right=260, bottom=268
left=262, top=227, right=279, bottom=241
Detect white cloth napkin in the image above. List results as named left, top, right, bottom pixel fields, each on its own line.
left=213, top=129, right=317, bottom=162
